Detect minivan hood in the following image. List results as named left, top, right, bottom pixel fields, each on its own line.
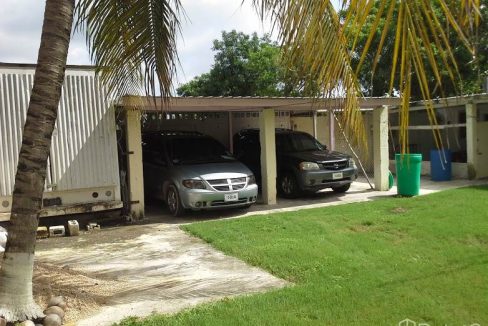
left=175, top=161, right=253, bottom=180
left=286, top=150, right=350, bottom=162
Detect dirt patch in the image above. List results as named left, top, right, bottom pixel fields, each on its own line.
left=348, top=220, right=375, bottom=233
left=348, top=225, right=371, bottom=233
left=33, top=262, right=128, bottom=324
left=391, top=207, right=409, bottom=214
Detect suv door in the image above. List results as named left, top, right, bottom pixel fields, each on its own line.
left=275, top=133, right=294, bottom=170
left=234, top=132, right=261, bottom=180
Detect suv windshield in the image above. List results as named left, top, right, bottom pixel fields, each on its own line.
left=168, top=137, right=234, bottom=164
left=288, top=133, right=325, bottom=152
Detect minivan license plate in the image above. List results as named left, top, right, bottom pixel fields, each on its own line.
left=224, top=193, right=239, bottom=202
left=332, top=172, right=343, bottom=180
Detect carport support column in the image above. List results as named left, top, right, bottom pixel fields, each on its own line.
left=312, top=111, right=318, bottom=138
left=373, top=105, right=389, bottom=190
left=228, top=112, right=234, bottom=153
left=329, top=109, right=335, bottom=150
left=125, top=109, right=145, bottom=219
left=259, top=109, right=277, bottom=205
left=466, top=102, right=478, bottom=179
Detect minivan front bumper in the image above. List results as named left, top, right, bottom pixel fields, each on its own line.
left=179, top=184, right=259, bottom=210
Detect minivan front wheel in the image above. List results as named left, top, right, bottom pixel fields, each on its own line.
left=278, top=172, right=299, bottom=198
left=166, top=184, right=184, bottom=217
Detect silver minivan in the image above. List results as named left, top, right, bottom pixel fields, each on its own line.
left=142, top=131, right=258, bottom=216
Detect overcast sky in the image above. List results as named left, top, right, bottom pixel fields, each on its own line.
left=0, top=0, right=275, bottom=86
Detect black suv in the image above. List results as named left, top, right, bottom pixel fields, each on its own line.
left=233, top=129, right=358, bottom=197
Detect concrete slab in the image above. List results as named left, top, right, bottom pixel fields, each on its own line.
left=35, top=224, right=288, bottom=325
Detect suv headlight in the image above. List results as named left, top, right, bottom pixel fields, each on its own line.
left=248, top=175, right=256, bottom=185
left=299, top=162, right=320, bottom=171
left=182, top=179, right=206, bottom=189
left=349, top=158, right=357, bottom=168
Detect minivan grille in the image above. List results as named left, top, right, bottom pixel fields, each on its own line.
left=207, top=177, right=247, bottom=191
left=320, top=159, right=348, bottom=170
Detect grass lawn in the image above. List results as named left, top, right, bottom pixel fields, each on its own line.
left=119, top=186, right=488, bottom=325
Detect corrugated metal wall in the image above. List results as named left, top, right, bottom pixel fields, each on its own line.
left=0, top=65, right=120, bottom=201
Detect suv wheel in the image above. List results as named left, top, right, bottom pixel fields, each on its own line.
left=332, top=184, right=351, bottom=193
left=166, top=184, right=184, bottom=216
left=278, top=172, right=299, bottom=198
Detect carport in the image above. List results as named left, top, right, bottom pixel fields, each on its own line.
left=119, top=96, right=400, bottom=218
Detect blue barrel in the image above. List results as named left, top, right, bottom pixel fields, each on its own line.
left=430, top=149, right=452, bottom=181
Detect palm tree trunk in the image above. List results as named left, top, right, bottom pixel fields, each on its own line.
left=0, top=0, right=74, bottom=322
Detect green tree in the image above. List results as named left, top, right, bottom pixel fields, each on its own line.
left=177, top=30, right=317, bottom=97
left=345, top=0, right=487, bottom=98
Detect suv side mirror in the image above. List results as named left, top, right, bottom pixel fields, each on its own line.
left=316, top=139, right=327, bottom=151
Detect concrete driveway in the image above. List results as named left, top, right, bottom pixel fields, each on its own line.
left=144, top=177, right=487, bottom=224
left=36, top=223, right=288, bottom=325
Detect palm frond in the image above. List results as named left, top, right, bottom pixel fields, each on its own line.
left=342, top=0, right=481, bottom=152
left=255, top=0, right=481, bottom=153
left=253, top=0, right=367, bottom=150
left=75, top=0, right=183, bottom=103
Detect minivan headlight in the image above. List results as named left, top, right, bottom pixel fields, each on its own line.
left=248, top=175, right=256, bottom=185
left=299, top=162, right=320, bottom=171
left=182, top=179, right=206, bottom=189
left=349, top=158, right=357, bottom=168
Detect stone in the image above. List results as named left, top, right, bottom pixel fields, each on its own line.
left=18, top=321, right=35, bottom=326
left=0, top=316, right=6, bottom=326
left=43, top=306, right=64, bottom=319
left=56, top=301, right=67, bottom=311
left=47, top=296, right=65, bottom=308
left=43, top=314, right=62, bottom=326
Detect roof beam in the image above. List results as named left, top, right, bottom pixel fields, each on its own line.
left=120, top=96, right=401, bottom=112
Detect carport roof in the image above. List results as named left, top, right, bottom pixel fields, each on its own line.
left=119, top=96, right=400, bottom=112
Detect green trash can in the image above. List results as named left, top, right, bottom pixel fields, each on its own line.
left=395, top=153, right=422, bottom=196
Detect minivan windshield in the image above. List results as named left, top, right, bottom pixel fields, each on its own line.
left=169, top=137, right=235, bottom=164
left=288, top=133, right=325, bottom=152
